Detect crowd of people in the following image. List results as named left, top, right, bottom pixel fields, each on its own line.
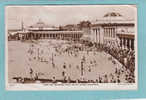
left=13, top=38, right=135, bottom=84
left=101, top=42, right=135, bottom=83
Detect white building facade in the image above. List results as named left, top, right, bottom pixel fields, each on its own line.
left=91, top=12, right=135, bottom=50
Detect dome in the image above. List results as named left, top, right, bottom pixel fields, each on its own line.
left=92, top=12, right=134, bottom=25
left=28, top=19, right=59, bottom=31
left=104, top=12, right=122, bottom=17
left=103, top=12, right=125, bottom=21
left=29, top=20, right=51, bottom=28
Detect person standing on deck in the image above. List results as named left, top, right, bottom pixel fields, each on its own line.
left=29, top=68, right=34, bottom=80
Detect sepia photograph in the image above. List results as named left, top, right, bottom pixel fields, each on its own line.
left=5, top=5, right=137, bottom=90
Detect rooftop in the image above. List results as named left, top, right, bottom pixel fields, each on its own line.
left=92, top=12, right=135, bottom=24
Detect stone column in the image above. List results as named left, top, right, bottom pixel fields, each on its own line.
left=123, top=38, right=126, bottom=49
left=120, top=38, right=122, bottom=47
left=125, top=38, right=127, bottom=49
left=131, top=39, right=134, bottom=50
left=109, top=28, right=110, bottom=38
left=104, top=28, right=105, bottom=37
left=110, top=28, right=112, bottom=38
left=127, top=39, right=129, bottom=49
left=129, top=39, right=131, bottom=50
left=111, top=28, right=113, bottom=38
left=98, top=28, right=100, bottom=44
left=96, top=29, right=97, bottom=43
left=113, top=28, right=115, bottom=38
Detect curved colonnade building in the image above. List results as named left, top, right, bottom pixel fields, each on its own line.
left=18, top=21, right=83, bottom=41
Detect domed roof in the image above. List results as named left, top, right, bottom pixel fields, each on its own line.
left=28, top=19, right=59, bottom=31
left=29, top=20, right=51, bottom=28
left=103, top=12, right=125, bottom=21
left=104, top=12, right=122, bottom=17
left=92, top=12, right=134, bottom=25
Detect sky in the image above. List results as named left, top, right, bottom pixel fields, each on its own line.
left=5, top=5, right=137, bottom=30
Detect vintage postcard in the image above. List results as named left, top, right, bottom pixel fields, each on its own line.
left=5, top=5, right=137, bottom=90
